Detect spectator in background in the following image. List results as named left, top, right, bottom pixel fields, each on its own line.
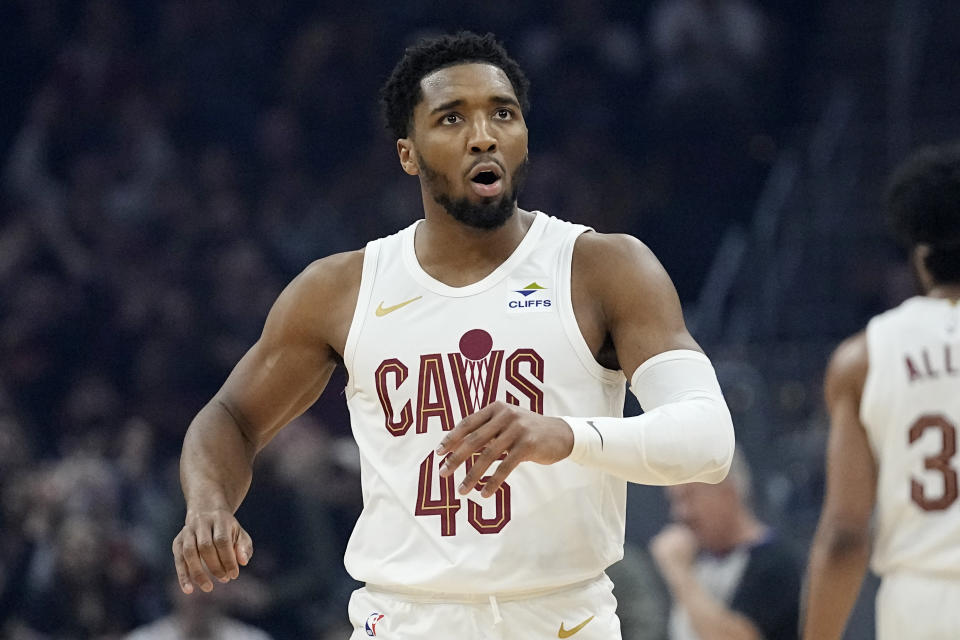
left=126, top=577, right=273, bottom=640
left=651, top=450, right=801, bottom=640
left=647, top=0, right=769, bottom=112
left=20, top=512, right=146, bottom=637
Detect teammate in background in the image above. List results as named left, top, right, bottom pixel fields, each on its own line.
left=802, top=143, right=960, bottom=639
left=651, top=451, right=801, bottom=640
left=171, top=31, right=735, bottom=639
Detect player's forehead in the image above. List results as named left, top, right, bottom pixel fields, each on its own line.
left=416, top=63, right=518, bottom=113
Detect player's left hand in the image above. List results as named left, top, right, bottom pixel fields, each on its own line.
left=435, top=401, right=573, bottom=497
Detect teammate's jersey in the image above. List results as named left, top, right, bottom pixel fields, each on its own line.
left=861, top=296, right=960, bottom=576
left=342, top=212, right=627, bottom=594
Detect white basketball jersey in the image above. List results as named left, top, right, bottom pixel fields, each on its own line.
left=341, top=212, right=627, bottom=594
left=861, top=296, right=960, bottom=576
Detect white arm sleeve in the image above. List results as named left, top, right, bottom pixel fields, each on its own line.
left=562, top=350, right=735, bottom=485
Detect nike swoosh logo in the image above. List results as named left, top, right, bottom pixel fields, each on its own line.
left=586, top=420, right=604, bottom=449
left=558, top=615, right=594, bottom=638
left=375, top=296, right=422, bottom=317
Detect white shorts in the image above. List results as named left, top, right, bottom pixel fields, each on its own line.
left=347, top=573, right=621, bottom=640
left=876, top=571, right=960, bottom=640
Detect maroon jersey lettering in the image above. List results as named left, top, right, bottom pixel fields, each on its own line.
left=505, top=348, right=545, bottom=414
left=909, top=414, right=959, bottom=511
left=375, top=358, right=413, bottom=436
left=416, top=354, right=455, bottom=433
left=415, top=451, right=461, bottom=536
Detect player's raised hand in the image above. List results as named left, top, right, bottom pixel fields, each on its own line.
left=172, top=508, right=253, bottom=594
left=435, top=401, right=574, bottom=497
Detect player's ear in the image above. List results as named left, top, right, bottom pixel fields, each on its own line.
left=397, top=139, right=419, bottom=176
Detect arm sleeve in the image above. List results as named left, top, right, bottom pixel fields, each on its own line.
left=562, top=350, right=735, bottom=485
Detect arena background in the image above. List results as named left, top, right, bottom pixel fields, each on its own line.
left=1, top=1, right=958, bottom=638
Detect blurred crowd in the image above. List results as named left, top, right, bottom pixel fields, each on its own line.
left=0, top=0, right=819, bottom=638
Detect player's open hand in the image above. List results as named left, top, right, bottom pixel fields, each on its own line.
left=435, top=401, right=574, bottom=497
left=172, top=508, right=253, bottom=594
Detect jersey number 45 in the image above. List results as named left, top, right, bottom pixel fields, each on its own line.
left=415, top=451, right=511, bottom=536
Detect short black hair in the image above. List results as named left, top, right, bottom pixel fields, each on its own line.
left=380, top=31, right=530, bottom=140
left=886, top=142, right=960, bottom=283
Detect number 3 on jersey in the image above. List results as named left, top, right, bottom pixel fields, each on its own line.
left=415, top=451, right=512, bottom=536
left=909, top=414, right=959, bottom=511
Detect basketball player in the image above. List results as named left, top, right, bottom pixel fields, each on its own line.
left=172, top=32, right=735, bottom=639
left=802, top=143, right=960, bottom=640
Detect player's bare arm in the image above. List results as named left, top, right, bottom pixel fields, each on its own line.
left=438, top=232, right=733, bottom=494
left=570, top=231, right=702, bottom=376
left=802, top=332, right=876, bottom=640
left=172, top=250, right=363, bottom=595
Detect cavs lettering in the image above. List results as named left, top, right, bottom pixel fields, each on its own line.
left=374, top=328, right=545, bottom=435
left=373, top=329, right=544, bottom=536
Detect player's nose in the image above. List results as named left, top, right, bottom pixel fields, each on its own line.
left=468, top=118, right=497, bottom=153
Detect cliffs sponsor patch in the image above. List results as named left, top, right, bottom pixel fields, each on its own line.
left=507, top=279, right=553, bottom=313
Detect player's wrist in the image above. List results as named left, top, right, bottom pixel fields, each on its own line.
left=184, top=498, right=234, bottom=518
left=562, top=416, right=602, bottom=463
left=551, top=417, right=575, bottom=461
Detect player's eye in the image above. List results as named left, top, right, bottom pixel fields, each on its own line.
left=494, top=108, right=512, bottom=120
left=442, top=114, right=462, bottom=125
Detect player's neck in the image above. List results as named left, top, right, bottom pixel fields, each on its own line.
left=414, top=208, right=535, bottom=286
left=925, top=283, right=960, bottom=301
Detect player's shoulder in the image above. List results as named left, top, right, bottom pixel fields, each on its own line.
left=825, top=330, right=869, bottom=401
left=275, top=248, right=365, bottom=320
left=295, top=248, right=365, bottom=294
left=266, top=248, right=366, bottom=350
left=572, top=231, right=673, bottom=295
left=573, top=230, right=655, bottom=263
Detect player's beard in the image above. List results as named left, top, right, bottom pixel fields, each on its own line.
left=418, top=153, right=529, bottom=230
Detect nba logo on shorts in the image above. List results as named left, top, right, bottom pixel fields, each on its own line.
left=365, top=612, right=384, bottom=637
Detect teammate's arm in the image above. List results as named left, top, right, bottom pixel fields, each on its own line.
left=437, top=233, right=734, bottom=494
left=172, top=251, right=361, bottom=595
left=801, top=333, right=876, bottom=640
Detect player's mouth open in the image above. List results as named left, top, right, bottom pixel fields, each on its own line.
left=468, top=165, right=503, bottom=197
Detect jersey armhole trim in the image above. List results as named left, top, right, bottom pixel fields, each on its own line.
left=343, top=239, right=382, bottom=397
left=557, top=228, right=625, bottom=385
left=859, top=319, right=881, bottom=458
